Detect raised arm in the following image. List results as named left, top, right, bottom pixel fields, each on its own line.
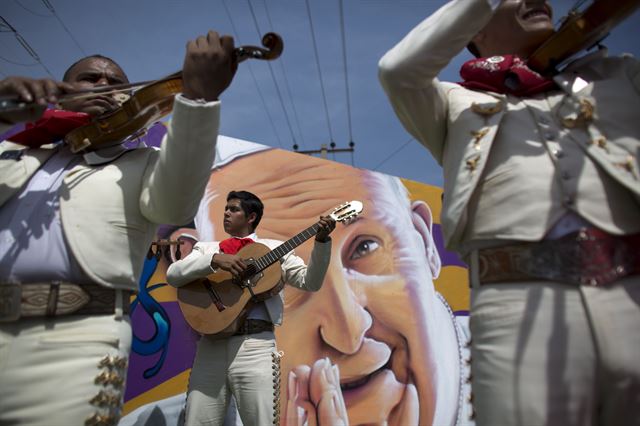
left=140, top=31, right=238, bottom=225
left=378, top=0, right=497, bottom=164
left=282, top=240, right=332, bottom=292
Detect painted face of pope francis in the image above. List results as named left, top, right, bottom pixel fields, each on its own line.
left=193, top=149, right=460, bottom=425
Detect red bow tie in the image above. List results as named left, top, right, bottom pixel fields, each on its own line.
left=460, top=54, right=556, bottom=97
left=7, top=109, right=91, bottom=148
left=219, top=237, right=254, bottom=255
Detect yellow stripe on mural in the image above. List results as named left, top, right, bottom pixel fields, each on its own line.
left=122, top=369, right=191, bottom=415
left=434, top=266, right=469, bottom=312
left=401, top=178, right=443, bottom=224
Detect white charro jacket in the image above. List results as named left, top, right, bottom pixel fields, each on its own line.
left=166, top=237, right=331, bottom=326
left=379, top=0, right=640, bottom=251
left=0, top=95, right=221, bottom=290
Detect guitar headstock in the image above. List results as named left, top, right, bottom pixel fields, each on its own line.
left=328, top=200, right=364, bottom=224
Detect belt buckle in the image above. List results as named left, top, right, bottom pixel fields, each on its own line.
left=0, top=283, right=22, bottom=322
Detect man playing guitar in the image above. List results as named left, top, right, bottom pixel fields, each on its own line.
left=167, top=190, right=335, bottom=426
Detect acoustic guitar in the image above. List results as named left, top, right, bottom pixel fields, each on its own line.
left=177, top=200, right=363, bottom=335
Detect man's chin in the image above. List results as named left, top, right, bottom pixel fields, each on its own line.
left=519, top=24, right=554, bottom=49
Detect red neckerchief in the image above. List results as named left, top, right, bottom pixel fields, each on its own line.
left=7, top=109, right=91, bottom=148
left=219, top=237, right=254, bottom=255
left=460, top=54, right=557, bottom=96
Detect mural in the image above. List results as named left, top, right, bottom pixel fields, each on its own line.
left=119, top=132, right=472, bottom=426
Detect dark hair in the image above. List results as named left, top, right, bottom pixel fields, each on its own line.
left=62, top=54, right=126, bottom=82
left=467, top=41, right=481, bottom=58
left=227, top=190, right=264, bottom=231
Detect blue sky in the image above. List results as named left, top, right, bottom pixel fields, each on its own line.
left=1, top=0, right=639, bottom=186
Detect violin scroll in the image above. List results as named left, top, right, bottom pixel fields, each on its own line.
left=234, top=32, right=284, bottom=63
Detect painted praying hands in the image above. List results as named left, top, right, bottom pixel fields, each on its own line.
left=284, top=358, right=349, bottom=426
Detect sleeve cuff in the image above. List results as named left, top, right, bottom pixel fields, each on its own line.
left=175, top=93, right=220, bottom=107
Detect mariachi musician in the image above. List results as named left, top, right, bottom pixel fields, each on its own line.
left=0, top=31, right=238, bottom=425
left=379, top=0, right=640, bottom=425
left=166, top=190, right=336, bottom=426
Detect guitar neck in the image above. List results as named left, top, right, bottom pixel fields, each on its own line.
left=253, top=223, right=321, bottom=272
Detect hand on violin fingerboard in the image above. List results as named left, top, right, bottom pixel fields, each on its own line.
left=182, top=31, right=238, bottom=102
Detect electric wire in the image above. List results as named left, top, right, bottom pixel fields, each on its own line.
left=221, top=0, right=284, bottom=148
left=338, top=0, right=354, bottom=146
left=14, top=0, right=51, bottom=18
left=261, top=0, right=307, bottom=150
left=304, top=0, right=335, bottom=145
left=0, top=53, right=39, bottom=67
left=339, top=0, right=355, bottom=165
left=247, top=0, right=299, bottom=149
left=373, top=137, right=413, bottom=171
left=0, top=16, right=54, bottom=77
left=41, top=0, right=87, bottom=56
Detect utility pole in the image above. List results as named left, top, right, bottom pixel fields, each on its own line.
left=294, top=142, right=355, bottom=160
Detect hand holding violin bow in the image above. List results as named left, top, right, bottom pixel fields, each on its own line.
left=0, top=76, right=76, bottom=125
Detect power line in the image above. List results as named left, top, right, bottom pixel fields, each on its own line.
left=0, top=16, right=54, bottom=77
left=14, top=0, right=51, bottom=18
left=373, top=137, right=413, bottom=171
left=0, top=37, right=38, bottom=66
left=338, top=0, right=354, bottom=145
left=41, top=0, right=87, bottom=56
left=246, top=0, right=299, bottom=149
left=221, top=0, right=284, bottom=148
left=0, top=53, right=39, bottom=67
left=261, top=0, right=307, bottom=150
left=304, top=0, right=335, bottom=145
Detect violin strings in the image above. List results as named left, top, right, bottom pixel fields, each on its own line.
left=56, top=83, right=149, bottom=103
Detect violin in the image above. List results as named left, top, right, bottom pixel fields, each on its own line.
left=1, top=32, right=283, bottom=153
left=528, top=0, right=639, bottom=75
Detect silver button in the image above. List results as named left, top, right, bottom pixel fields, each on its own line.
left=487, top=56, right=505, bottom=64
left=564, top=196, right=574, bottom=206
left=552, top=149, right=564, bottom=158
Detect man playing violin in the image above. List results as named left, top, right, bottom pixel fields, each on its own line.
left=0, top=31, right=237, bottom=425
left=380, top=0, right=640, bottom=425
left=166, top=190, right=336, bottom=426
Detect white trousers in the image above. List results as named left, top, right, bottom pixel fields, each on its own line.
left=185, top=331, right=281, bottom=426
left=0, top=313, right=132, bottom=426
left=470, top=275, right=640, bottom=426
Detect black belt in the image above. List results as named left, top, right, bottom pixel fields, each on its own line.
left=233, top=319, right=274, bottom=335
left=0, top=282, right=133, bottom=322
